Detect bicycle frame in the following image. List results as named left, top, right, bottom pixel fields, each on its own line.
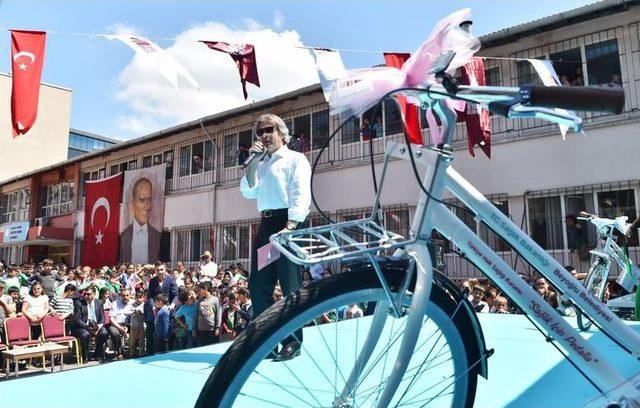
left=271, top=85, right=640, bottom=405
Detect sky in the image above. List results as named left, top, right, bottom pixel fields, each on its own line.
left=0, top=0, right=596, bottom=141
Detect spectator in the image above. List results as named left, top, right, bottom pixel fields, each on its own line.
left=22, top=282, right=50, bottom=339
left=218, top=270, right=233, bottom=294
left=173, top=269, right=185, bottom=288
left=129, top=291, right=146, bottom=357
left=235, top=288, right=253, bottom=335
left=154, top=294, right=171, bottom=353
left=360, top=117, right=372, bottom=141
left=175, top=290, right=197, bottom=349
left=302, top=269, right=313, bottom=288
left=28, top=259, right=63, bottom=299
left=196, top=281, right=221, bottom=346
left=123, top=263, right=142, bottom=294
left=492, top=296, right=510, bottom=314
left=372, top=115, right=383, bottom=138
left=238, top=142, right=250, bottom=166
left=535, top=277, right=558, bottom=308
left=50, top=283, right=76, bottom=321
left=310, top=263, right=323, bottom=281
left=148, top=262, right=178, bottom=304
left=143, top=289, right=156, bottom=356
left=469, top=285, right=489, bottom=313
left=199, top=251, right=218, bottom=282
left=109, top=289, right=134, bottom=359
left=0, top=286, right=21, bottom=341
left=322, top=268, right=333, bottom=279
left=298, top=130, right=310, bottom=153
left=344, top=303, right=364, bottom=319
left=220, top=292, right=239, bottom=342
left=74, top=286, right=109, bottom=362
left=3, top=264, right=27, bottom=293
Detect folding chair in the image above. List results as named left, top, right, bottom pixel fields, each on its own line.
left=42, top=315, right=81, bottom=364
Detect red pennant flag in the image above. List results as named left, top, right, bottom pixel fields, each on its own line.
left=460, top=58, right=491, bottom=158
left=383, top=52, right=423, bottom=145
left=201, top=41, right=260, bottom=100
left=10, top=30, right=46, bottom=136
left=83, top=174, right=123, bottom=268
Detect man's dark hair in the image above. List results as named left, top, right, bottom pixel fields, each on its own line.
left=227, top=292, right=236, bottom=302
left=64, top=284, right=76, bottom=293
left=564, top=265, right=576, bottom=272
left=155, top=261, right=165, bottom=268
left=178, top=289, right=189, bottom=304
left=197, top=281, right=212, bottom=293
left=237, top=288, right=251, bottom=298
left=155, top=293, right=168, bottom=305
left=132, top=177, right=152, bottom=199
left=7, top=286, right=19, bottom=295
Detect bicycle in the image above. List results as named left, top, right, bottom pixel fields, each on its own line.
left=196, top=15, right=637, bottom=408
left=576, top=212, right=640, bottom=331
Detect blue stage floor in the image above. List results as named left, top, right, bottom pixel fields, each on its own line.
left=2, top=314, right=640, bottom=407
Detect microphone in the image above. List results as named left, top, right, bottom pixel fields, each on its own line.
left=240, top=148, right=266, bottom=169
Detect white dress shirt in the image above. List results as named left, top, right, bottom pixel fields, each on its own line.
left=199, top=261, right=218, bottom=281
left=131, top=220, right=149, bottom=264
left=240, top=145, right=311, bottom=222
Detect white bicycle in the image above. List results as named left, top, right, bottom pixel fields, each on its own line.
left=576, top=212, right=640, bottom=331
left=196, top=23, right=637, bottom=408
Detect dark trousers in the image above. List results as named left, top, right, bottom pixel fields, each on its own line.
left=106, top=326, right=123, bottom=354
left=145, top=322, right=155, bottom=355
left=197, top=330, right=219, bottom=346
left=154, top=336, right=169, bottom=353
left=75, top=327, right=109, bottom=361
left=249, top=212, right=303, bottom=346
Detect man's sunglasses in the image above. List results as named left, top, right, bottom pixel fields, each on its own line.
left=256, top=126, right=275, bottom=136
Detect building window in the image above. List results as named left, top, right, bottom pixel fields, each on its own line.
left=362, top=103, right=383, bottom=139
left=384, top=208, right=410, bottom=238
left=0, top=189, right=30, bottom=224
left=224, top=134, right=238, bottom=168
left=586, top=39, right=622, bottom=87
left=128, top=160, right=137, bottom=170
left=528, top=196, right=563, bottom=250
left=516, top=58, right=543, bottom=86
left=340, top=113, right=360, bottom=144
left=312, top=110, right=330, bottom=150
left=164, top=151, right=174, bottom=181
left=478, top=197, right=510, bottom=252
left=175, top=226, right=213, bottom=263
left=383, top=100, right=403, bottom=136
left=598, top=189, right=638, bottom=246
left=180, top=140, right=214, bottom=175
left=238, top=130, right=252, bottom=166
left=142, top=156, right=152, bottom=168
left=41, top=180, right=74, bottom=217
left=293, top=114, right=311, bottom=152
left=220, top=224, right=251, bottom=262
left=550, top=48, right=583, bottom=86
left=484, top=66, right=502, bottom=86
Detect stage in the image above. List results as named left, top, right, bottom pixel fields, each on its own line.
left=2, top=314, right=640, bottom=407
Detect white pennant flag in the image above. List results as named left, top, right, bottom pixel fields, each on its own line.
left=105, top=34, right=199, bottom=89
left=309, top=48, right=347, bottom=102
left=528, top=59, right=571, bottom=138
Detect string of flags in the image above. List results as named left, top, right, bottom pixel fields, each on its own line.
left=6, top=10, right=568, bottom=160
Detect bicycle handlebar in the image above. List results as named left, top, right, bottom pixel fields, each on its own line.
left=521, top=85, right=625, bottom=114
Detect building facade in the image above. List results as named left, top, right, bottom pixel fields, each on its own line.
left=0, top=1, right=638, bottom=278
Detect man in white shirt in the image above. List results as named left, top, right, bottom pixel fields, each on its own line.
left=120, top=177, right=161, bottom=264
left=240, top=113, right=311, bottom=362
left=198, top=250, right=218, bottom=282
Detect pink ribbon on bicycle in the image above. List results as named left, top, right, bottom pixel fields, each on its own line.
left=326, top=8, right=480, bottom=145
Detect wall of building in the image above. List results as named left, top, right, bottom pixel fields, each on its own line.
left=0, top=74, right=72, bottom=182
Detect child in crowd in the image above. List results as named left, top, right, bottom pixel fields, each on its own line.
left=129, top=291, right=146, bottom=357
left=154, top=294, right=171, bottom=353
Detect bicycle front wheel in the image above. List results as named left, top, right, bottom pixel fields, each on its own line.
left=196, top=267, right=477, bottom=408
left=577, top=259, right=610, bottom=331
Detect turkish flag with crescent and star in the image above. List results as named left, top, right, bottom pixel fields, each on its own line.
left=10, top=30, right=46, bottom=137
left=83, top=173, right=123, bottom=268
left=200, top=41, right=260, bottom=100
left=383, top=52, right=423, bottom=145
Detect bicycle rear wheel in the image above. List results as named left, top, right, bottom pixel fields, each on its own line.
left=577, top=259, right=609, bottom=331
left=196, top=267, right=478, bottom=408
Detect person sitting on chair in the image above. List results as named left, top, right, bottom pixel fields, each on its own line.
left=73, top=286, right=109, bottom=362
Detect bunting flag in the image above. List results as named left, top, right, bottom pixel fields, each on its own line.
left=201, top=41, right=260, bottom=100
left=383, top=52, right=423, bottom=145
left=10, top=30, right=46, bottom=136
left=460, top=57, right=491, bottom=158
left=528, top=59, right=570, bottom=138
left=105, top=34, right=199, bottom=89
left=83, top=173, right=123, bottom=268
left=309, top=48, right=347, bottom=102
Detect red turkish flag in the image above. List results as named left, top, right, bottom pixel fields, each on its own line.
left=10, top=30, right=46, bottom=136
left=383, top=52, right=423, bottom=145
left=460, top=58, right=491, bottom=158
left=83, top=174, right=123, bottom=268
left=201, top=41, right=260, bottom=100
